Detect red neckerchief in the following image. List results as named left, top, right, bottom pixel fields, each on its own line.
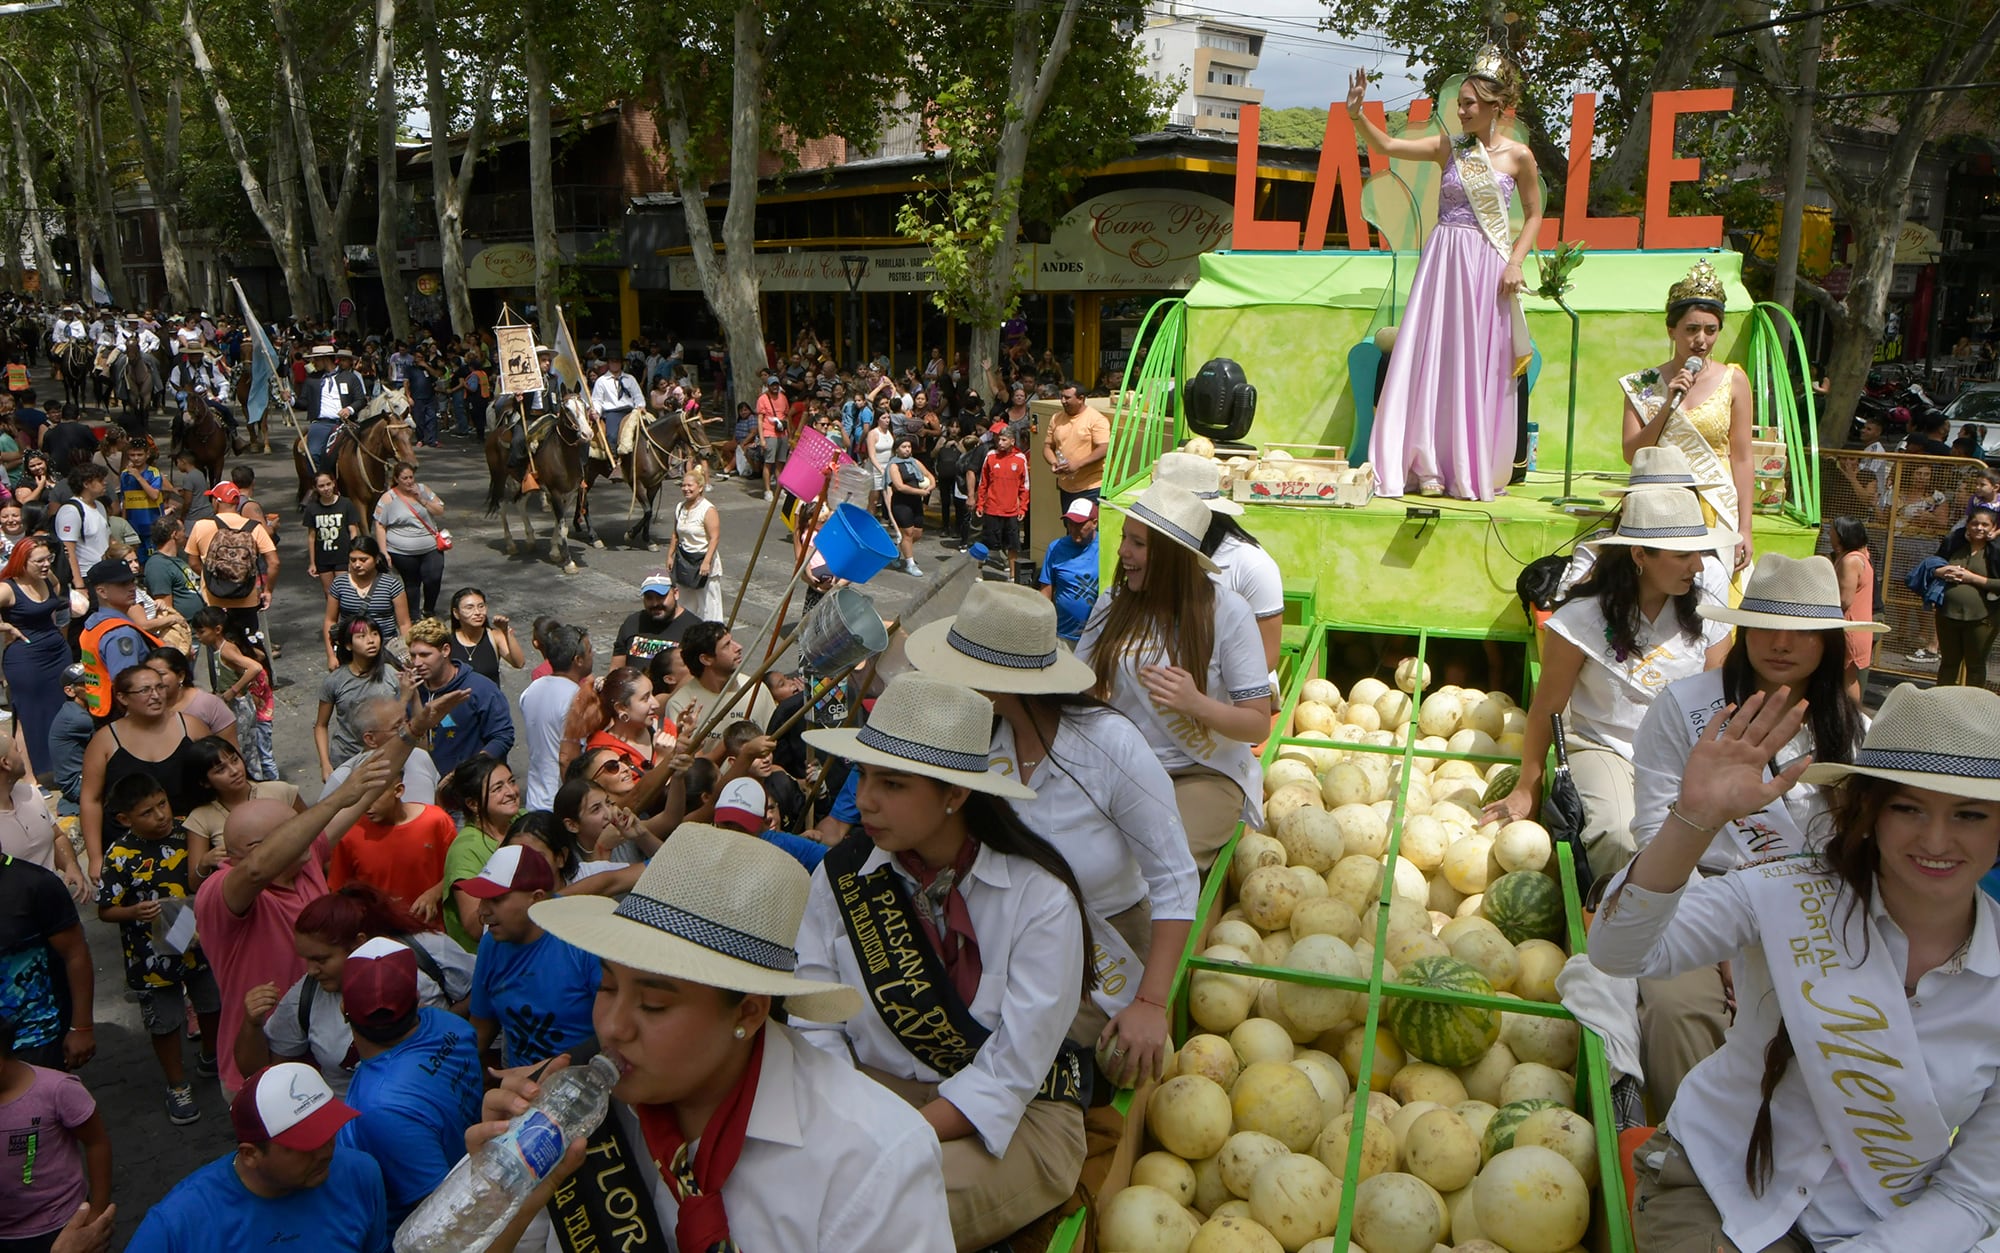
left=636, top=1027, right=765, bottom=1253
left=895, top=838, right=984, bottom=1006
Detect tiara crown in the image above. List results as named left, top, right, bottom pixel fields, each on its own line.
left=1469, top=43, right=1510, bottom=83
left=1668, top=258, right=1727, bottom=311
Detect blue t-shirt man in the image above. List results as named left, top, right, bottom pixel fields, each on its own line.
left=338, top=1007, right=483, bottom=1226
left=470, top=929, right=601, bottom=1067
left=128, top=1147, right=390, bottom=1253
left=1038, top=531, right=1100, bottom=643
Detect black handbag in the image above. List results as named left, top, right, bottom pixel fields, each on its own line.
left=673, top=545, right=709, bottom=589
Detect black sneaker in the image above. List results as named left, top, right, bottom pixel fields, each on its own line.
left=165, top=1084, right=200, bottom=1125
left=195, top=1052, right=218, bottom=1078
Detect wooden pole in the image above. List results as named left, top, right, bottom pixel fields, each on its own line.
left=723, top=484, right=786, bottom=634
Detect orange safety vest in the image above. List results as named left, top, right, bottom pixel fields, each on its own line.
left=5, top=362, right=25, bottom=391
left=77, top=615, right=161, bottom=716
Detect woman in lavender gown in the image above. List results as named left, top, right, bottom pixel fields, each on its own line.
left=1349, top=50, right=1543, bottom=501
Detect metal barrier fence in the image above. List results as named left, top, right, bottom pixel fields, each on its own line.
left=1820, top=448, right=1998, bottom=689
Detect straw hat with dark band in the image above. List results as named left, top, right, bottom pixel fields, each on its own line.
left=1602, top=445, right=1725, bottom=497
left=533, top=823, right=862, bottom=1023
left=1698, top=553, right=1887, bottom=633
left=1154, top=451, right=1244, bottom=516
left=1108, top=482, right=1220, bottom=573
left=1801, top=684, right=2000, bottom=802
left=1593, top=488, right=1739, bottom=554
left=805, top=672, right=1036, bottom=800
left=906, top=582, right=1096, bottom=695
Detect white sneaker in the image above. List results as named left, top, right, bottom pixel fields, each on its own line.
left=906, top=561, right=924, bottom=577
left=764, top=490, right=775, bottom=501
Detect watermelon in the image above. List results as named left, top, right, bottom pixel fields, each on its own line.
left=1480, top=1097, right=1565, bottom=1162
left=1482, top=870, right=1565, bottom=944
left=1384, top=955, right=1501, bottom=1067
left=1480, top=765, right=1520, bottom=808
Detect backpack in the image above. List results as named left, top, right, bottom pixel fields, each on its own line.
left=202, top=516, right=261, bottom=601
left=297, top=934, right=451, bottom=1040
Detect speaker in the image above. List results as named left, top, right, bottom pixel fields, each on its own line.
left=1184, top=357, right=1257, bottom=442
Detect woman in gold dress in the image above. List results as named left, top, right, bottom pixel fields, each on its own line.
left=1619, top=259, right=1755, bottom=574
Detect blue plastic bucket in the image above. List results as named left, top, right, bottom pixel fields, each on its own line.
left=815, top=503, right=898, bottom=583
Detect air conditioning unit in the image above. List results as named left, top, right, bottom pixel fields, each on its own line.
left=1944, top=229, right=1966, bottom=252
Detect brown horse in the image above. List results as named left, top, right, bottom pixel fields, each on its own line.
left=175, top=391, right=229, bottom=491
left=484, top=396, right=589, bottom=575
left=574, top=408, right=715, bottom=551
left=292, top=390, right=416, bottom=505
left=53, top=341, right=91, bottom=412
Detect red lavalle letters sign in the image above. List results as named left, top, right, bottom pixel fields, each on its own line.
left=1232, top=88, right=1735, bottom=251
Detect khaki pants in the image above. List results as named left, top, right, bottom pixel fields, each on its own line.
left=864, top=1068, right=1087, bottom=1252
left=1172, top=766, right=1245, bottom=872
left=1631, top=1129, right=1811, bottom=1252
left=1637, top=964, right=1730, bottom=1120
left=1068, top=899, right=1152, bottom=1048
left=1569, top=745, right=1637, bottom=882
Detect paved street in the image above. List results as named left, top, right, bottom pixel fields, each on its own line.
left=43, top=381, right=977, bottom=1246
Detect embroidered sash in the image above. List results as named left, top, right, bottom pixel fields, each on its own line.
left=1673, top=671, right=1813, bottom=862
left=546, top=1106, right=672, bottom=1253
left=823, top=834, right=1088, bottom=1107
left=1455, top=141, right=1532, bottom=376
left=1547, top=596, right=1701, bottom=703
left=1742, top=858, right=1951, bottom=1216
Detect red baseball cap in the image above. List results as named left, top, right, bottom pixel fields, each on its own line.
left=459, top=845, right=557, bottom=899
left=230, top=1062, right=359, bottom=1150
left=205, top=482, right=242, bottom=505
left=340, top=937, right=419, bottom=1027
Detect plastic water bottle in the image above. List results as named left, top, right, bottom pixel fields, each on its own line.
left=394, top=1054, right=620, bottom=1253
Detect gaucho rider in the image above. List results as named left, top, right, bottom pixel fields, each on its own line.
left=169, top=345, right=245, bottom=453
left=507, top=344, right=596, bottom=472
left=297, top=344, right=372, bottom=466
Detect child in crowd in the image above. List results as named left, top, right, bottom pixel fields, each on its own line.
left=463, top=846, right=600, bottom=1069
left=94, top=773, right=219, bottom=1126
left=977, top=425, right=1030, bottom=583
left=0, top=1017, right=112, bottom=1253
left=118, top=445, right=164, bottom=561
left=193, top=607, right=276, bottom=780
left=327, top=779, right=454, bottom=920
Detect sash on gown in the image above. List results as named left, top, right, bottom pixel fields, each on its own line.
left=1618, top=368, right=1740, bottom=532
left=1674, top=670, right=1813, bottom=862
left=1454, top=141, right=1533, bottom=376
left=1742, top=858, right=1952, bottom=1217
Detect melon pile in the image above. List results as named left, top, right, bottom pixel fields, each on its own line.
left=1096, top=670, right=1606, bottom=1253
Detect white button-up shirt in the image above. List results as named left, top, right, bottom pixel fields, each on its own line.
left=990, top=706, right=1198, bottom=923
left=794, top=841, right=1085, bottom=1158
left=1077, top=585, right=1271, bottom=830
left=545, top=1022, right=952, bottom=1253
left=591, top=372, right=642, bottom=413
left=1543, top=595, right=1731, bottom=758
left=1591, top=868, right=2000, bottom=1251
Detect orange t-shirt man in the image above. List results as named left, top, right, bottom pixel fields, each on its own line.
left=328, top=798, right=455, bottom=912
left=1046, top=390, right=1109, bottom=495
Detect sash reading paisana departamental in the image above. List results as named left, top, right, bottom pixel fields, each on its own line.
left=546, top=1105, right=672, bottom=1253
left=1453, top=140, right=1533, bottom=376
left=823, top=833, right=1087, bottom=1108
left=1743, top=857, right=1952, bottom=1216
left=1674, top=670, right=1812, bottom=862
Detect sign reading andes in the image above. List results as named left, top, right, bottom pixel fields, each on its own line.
left=1034, top=189, right=1234, bottom=291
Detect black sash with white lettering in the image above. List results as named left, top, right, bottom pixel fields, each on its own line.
left=824, top=833, right=1087, bottom=1108
left=547, top=1106, right=671, bottom=1253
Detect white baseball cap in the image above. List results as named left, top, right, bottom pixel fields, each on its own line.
left=230, top=1062, right=359, bottom=1149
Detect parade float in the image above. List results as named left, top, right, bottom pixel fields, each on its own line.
left=1069, top=80, right=1828, bottom=1253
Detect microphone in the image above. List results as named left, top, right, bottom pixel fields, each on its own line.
left=1668, top=355, right=1704, bottom=405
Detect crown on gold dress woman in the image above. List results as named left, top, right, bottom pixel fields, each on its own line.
left=1667, top=258, right=1727, bottom=315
